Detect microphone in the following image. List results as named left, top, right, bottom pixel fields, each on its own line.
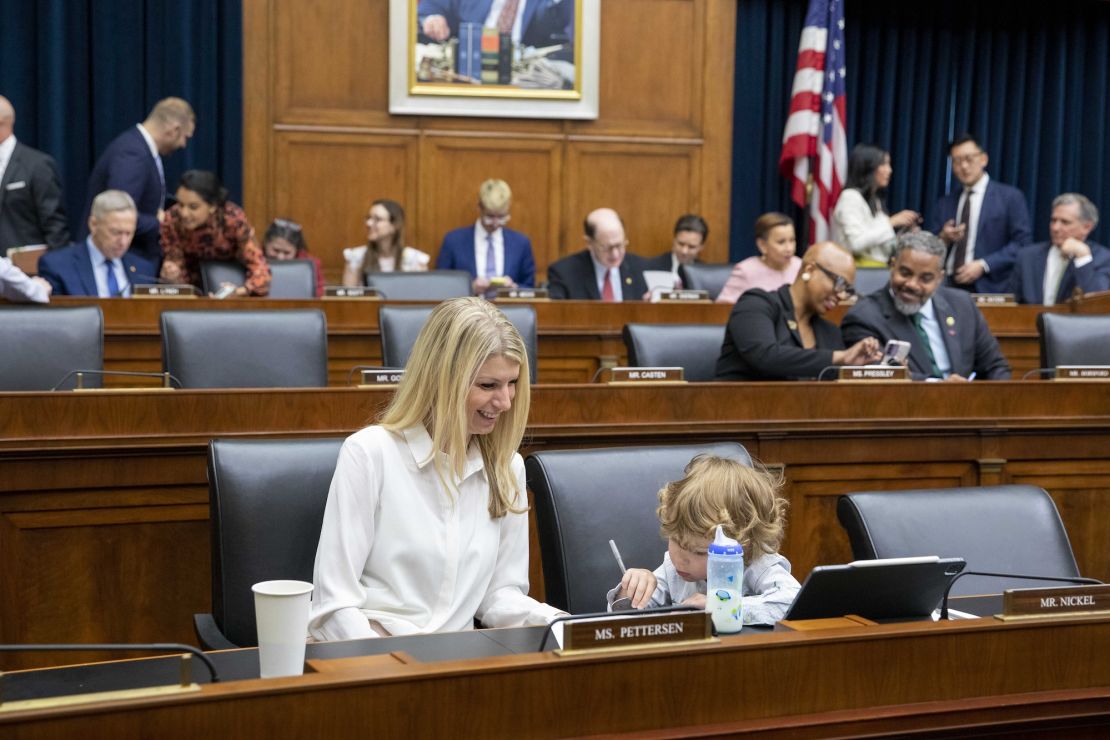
left=537, top=604, right=703, bottom=651
left=51, top=369, right=183, bottom=390
left=0, top=642, right=219, bottom=683
left=939, top=571, right=1103, bottom=620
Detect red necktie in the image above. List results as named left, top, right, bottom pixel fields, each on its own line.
left=498, top=0, right=520, bottom=34
left=601, top=270, right=615, bottom=302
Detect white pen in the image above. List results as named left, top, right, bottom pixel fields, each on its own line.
left=967, top=372, right=977, bottom=381
left=608, top=539, right=627, bottom=574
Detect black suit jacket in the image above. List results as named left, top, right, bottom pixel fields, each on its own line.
left=840, top=285, right=1011, bottom=380
left=0, top=141, right=70, bottom=250
left=715, top=284, right=845, bottom=380
left=1010, top=241, right=1110, bottom=304
left=81, top=126, right=165, bottom=262
left=546, top=249, right=649, bottom=301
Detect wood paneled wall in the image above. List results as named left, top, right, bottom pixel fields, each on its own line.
left=243, top=0, right=736, bottom=282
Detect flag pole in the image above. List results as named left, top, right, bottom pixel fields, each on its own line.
left=801, top=172, right=815, bottom=250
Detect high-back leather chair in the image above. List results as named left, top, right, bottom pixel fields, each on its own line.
left=364, top=270, right=472, bottom=300
left=622, top=323, right=725, bottom=381
left=0, top=306, right=104, bottom=390
left=837, top=485, right=1080, bottom=596
left=378, top=304, right=538, bottom=382
left=270, top=260, right=317, bottom=299
left=195, top=437, right=344, bottom=648
left=853, top=267, right=890, bottom=297
left=1037, top=312, right=1110, bottom=368
left=199, top=261, right=247, bottom=294
left=525, top=442, right=751, bottom=613
left=161, top=309, right=328, bottom=388
left=681, top=263, right=733, bottom=300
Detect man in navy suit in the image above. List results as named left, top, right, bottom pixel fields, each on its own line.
left=418, top=0, right=573, bottom=56
left=1011, top=193, right=1110, bottom=305
left=841, top=231, right=1010, bottom=381
left=0, top=96, right=70, bottom=251
left=925, top=133, right=1031, bottom=293
left=547, top=208, right=648, bottom=301
left=80, top=98, right=194, bottom=265
left=435, top=178, right=535, bottom=295
left=38, top=190, right=156, bottom=297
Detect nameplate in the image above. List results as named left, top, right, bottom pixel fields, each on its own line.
left=1000, top=584, right=1110, bottom=620
left=608, top=366, right=686, bottom=384
left=360, top=369, right=405, bottom=386
left=1054, top=366, right=1110, bottom=381
left=495, top=287, right=549, bottom=301
left=560, top=611, right=713, bottom=654
left=323, top=286, right=382, bottom=300
left=658, top=290, right=710, bottom=303
left=133, top=284, right=198, bottom=298
left=973, top=293, right=1017, bottom=306
left=837, top=365, right=909, bottom=382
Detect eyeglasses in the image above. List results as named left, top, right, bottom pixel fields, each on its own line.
left=812, top=262, right=856, bottom=299
left=591, top=238, right=628, bottom=253
left=951, top=152, right=984, bottom=166
left=481, top=213, right=511, bottom=225
left=272, top=218, right=302, bottom=232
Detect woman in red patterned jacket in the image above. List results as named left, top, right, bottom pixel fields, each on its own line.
left=159, top=170, right=271, bottom=296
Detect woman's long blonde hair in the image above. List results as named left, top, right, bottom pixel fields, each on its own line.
left=380, top=297, right=530, bottom=518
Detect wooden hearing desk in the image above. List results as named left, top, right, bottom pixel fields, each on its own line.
left=2, top=382, right=1109, bottom=669
left=1, top=615, right=1109, bottom=737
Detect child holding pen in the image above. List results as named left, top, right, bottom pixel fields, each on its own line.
left=606, top=455, right=801, bottom=625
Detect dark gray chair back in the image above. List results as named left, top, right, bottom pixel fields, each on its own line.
left=269, top=260, right=317, bottom=299
left=681, top=263, right=733, bottom=300
left=364, top=270, right=472, bottom=300
left=197, top=437, right=344, bottom=648
left=379, top=304, right=538, bottom=383
left=525, top=442, right=751, bottom=613
left=0, top=306, right=104, bottom=390
left=161, top=309, right=328, bottom=388
left=1038, top=312, right=1110, bottom=368
left=622, top=323, right=725, bottom=381
left=837, top=485, right=1080, bottom=596
left=854, top=267, right=890, bottom=296
left=199, top=260, right=246, bottom=294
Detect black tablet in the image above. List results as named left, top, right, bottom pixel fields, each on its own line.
left=784, top=556, right=967, bottom=621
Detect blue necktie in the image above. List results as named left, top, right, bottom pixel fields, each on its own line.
left=105, top=260, right=121, bottom=298
left=484, top=234, right=497, bottom=297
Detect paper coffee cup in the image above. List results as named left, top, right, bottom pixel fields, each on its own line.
left=252, top=579, right=313, bottom=678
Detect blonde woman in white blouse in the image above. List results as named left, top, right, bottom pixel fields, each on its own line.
left=341, top=198, right=430, bottom=286
left=831, top=144, right=920, bottom=266
left=310, top=297, right=563, bottom=640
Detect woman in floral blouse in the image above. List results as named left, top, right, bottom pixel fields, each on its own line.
left=159, top=170, right=271, bottom=296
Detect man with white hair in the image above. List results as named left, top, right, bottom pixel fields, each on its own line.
left=0, top=95, right=70, bottom=251
left=1011, top=193, right=1110, bottom=305
left=38, top=190, right=155, bottom=297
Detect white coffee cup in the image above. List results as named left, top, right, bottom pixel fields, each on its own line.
left=252, top=579, right=313, bottom=678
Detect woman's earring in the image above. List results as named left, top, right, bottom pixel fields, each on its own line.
left=802, top=272, right=811, bottom=281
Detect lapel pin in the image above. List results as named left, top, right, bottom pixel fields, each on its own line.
left=787, top=319, right=798, bottom=330
left=945, top=316, right=955, bottom=326
left=625, top=277, right=631, bottom=285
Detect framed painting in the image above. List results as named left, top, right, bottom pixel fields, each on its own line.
left=388, top=0, right=599, bottom=119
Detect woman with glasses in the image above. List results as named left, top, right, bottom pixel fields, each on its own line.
left=715, top=241, right=881, bottom=380
left=831, top=144, right=921, bottom=267
left=341, top=199, right=430, bottom=287
left=263, top=218, right=325, bottom=297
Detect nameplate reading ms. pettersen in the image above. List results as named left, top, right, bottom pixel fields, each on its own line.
left=1002, top=584, right=1110, bottom=619
left=360, top=369, right=405, bottom=386
left=1055, top=366, right=1110, bottom=381
left=133, top=284, right=197, bottom=298
left=608, top=367, right=686, bottom=384
left=658, top=290, right=710, bottom=302
left=324, top=286, right=382, bottom=300
left=837, top=366, right=909, bottom=382
left=562, top=611, right=713, bottom=653
left=973, top=293, right=1017, bottom=306
left=495, top=287, right=549, bottom=301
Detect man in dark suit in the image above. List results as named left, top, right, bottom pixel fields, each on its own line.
left=435, top=178, right=535, bottom=295
left=841, top=231, right=1011, bottom=380
left=0, top=96, right=70, bottom=251
left=38, top=190, right=156, bottom=297
left=418, top=0, right=573, bottom=55
left=1011, top=193, right=1110, bottom=305
left=641, top=213, right=708, bottom=289
left=80, top=97, right=194, bottom=265
left=547, top=208, right=648, bottom=301
left=925, top=133, right=1032, bottom=293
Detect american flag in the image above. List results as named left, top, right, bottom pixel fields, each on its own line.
left=779, top=0, right=847, bottom=244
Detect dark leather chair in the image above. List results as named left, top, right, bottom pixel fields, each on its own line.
left=378, top=304, right=538, bottom=382
left=161, top=309, right=329, bottom=388
left=1037, top=312, right=1110, bottom=368
left=195, top=437, right=344, bottom=648
left=364, top=270, right=472, bottom=300
left=837, top=485, right=1080, bottom=596
left=270, top=260, right=317, bottom=299
left=854, top=267, right=889, bottom=296
left=199, top=260, right=246, bottom=294
left=622, top=323, right=725, bottom=382
left=681, top=263, right=733, bottom=300
left=0, top=306, right=103, bottom=390
left=524, top=442, right=751, bottom=613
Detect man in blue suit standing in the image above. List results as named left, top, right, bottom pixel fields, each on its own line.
left=79, top=98, right=195, bottom=266
left=435, top=178, right=536, bottom=295
left=39, top=190, right=156, bottom=297
left=925, top=134, right=1031, bottom=293
left=1011, top=193, right=1110, bottom=305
